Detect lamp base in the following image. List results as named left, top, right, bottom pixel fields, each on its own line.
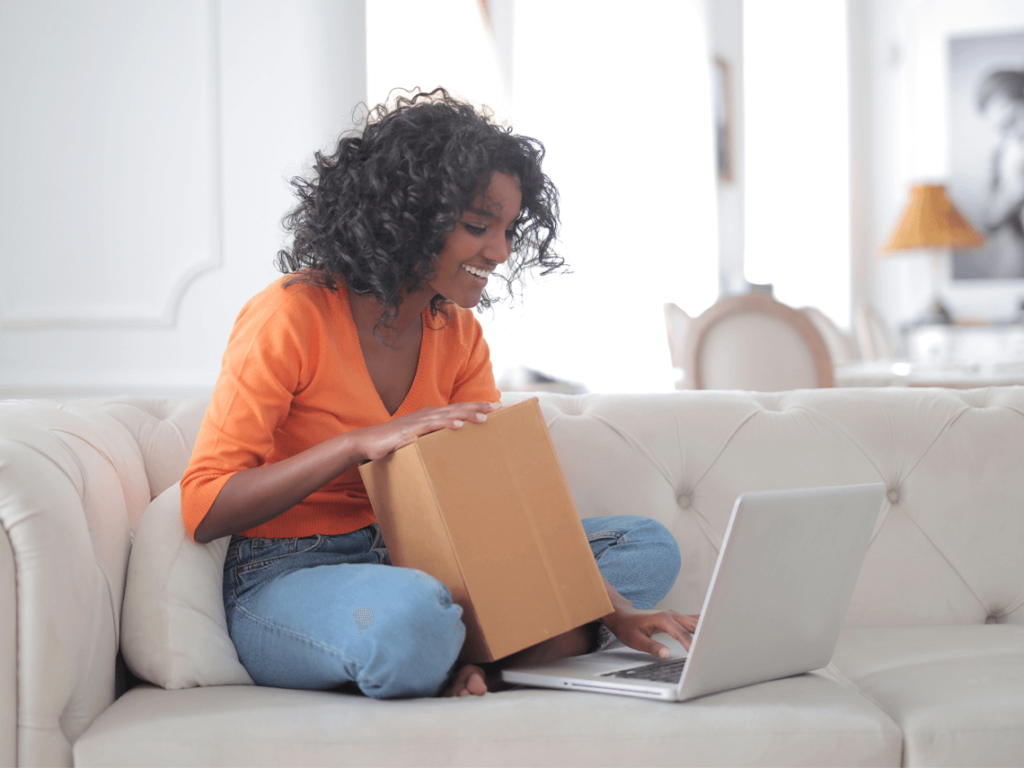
left=910, top=297, right=953, bottom=326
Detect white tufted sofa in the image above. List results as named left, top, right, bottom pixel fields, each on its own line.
left=2, top=388, right=1023, bottom=767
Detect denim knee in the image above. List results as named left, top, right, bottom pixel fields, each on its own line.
left=358, top=569, right=465, bottom=699
left=586, top=515, right=681, bottom=610
left=631, top=517, right=682, bottom=606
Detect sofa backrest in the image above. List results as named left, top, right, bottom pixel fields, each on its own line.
left=502, top=388, right=1024, bottom=629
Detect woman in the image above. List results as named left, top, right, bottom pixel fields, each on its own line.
left=181, top=88, right=696, bottom=699
left=978, top=71, right=1024, bottom=266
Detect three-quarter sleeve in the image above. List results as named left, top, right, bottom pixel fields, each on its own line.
left=180, top=288, right=321, bottom=540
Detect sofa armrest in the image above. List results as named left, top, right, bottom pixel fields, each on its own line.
left=0, top=411, right=137, bottom=767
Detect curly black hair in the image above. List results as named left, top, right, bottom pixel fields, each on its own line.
left=275, top=88, right=562, bottom=333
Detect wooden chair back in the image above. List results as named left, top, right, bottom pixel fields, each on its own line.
left=664, top=302, right=693, bottom=390
left=685, top=293, right=834, bottom=391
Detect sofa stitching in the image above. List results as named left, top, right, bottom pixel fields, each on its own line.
left=588, top=413, right=677, bottom=490
left=47, top=430, right=136, bottom=642
left=158, top=417, right=189, bottom=456
left=884, top=409, right=910, bottom=495
left=584, top=410, right=731, bottom=553
left=680, top=503, right=724, bottom=554
left=801, top=407, right=898, bottom=539
left=892, top=405, right=990, bottom=616
left=823, top=662, right=904, bottom=747
left=663, top=406, right=763, bottom=549
left=896, top=407, right=970, bottom=490
left=706, top=398, right=996, bottom=623
left=0, top=436, right=82, bottom=499
left=681, top=405, right=842, bottom=552
left=686, top=406, right=762, bottom=496
left=543, top=411, right=563, bottom=429
left=994, top=595, right=1024, bottom=619
left=798, top=404, right=971, bottom=549
left=893, top=499, right=990, bottom=617
left=793, top=405, right=899, bottom=486
left=989, top=401, right=1024, bottom=420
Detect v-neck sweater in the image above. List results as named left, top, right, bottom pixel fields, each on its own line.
left=180, top=274, right=500, bottom=540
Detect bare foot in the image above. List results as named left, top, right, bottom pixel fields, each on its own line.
left=441, top=664, right=489, bottom=697
left=441, top=625, right=594, bottom=698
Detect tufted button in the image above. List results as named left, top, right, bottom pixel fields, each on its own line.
left=677, top=494, right=691, bottom=508
left=887, top=489, right=899, bottom=504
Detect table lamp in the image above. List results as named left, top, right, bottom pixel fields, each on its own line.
left=882, top=183, right=986, bottom=323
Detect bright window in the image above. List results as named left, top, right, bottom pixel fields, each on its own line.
left=743, top=0, right=851, bottom=328
left=366, top=0, right=719, bottom=392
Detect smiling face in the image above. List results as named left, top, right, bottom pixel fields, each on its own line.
left=427, top=171, right=522, bottom=309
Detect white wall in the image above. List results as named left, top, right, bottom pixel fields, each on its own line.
left=0, top=0, right=366, bottom=397
left=852, top=0, right=1024, bottom=342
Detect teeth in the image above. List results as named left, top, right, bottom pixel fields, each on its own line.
left=462, top=264, right=491, bottom=278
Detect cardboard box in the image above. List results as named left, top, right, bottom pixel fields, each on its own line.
left=358, top=398, right=613, bottom=663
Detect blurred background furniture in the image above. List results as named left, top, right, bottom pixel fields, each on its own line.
left=799, top=305, right=860, bottom=366
left=833, top=359, right=1024, bottom=388
left=672, top=293, right=1024, bottom=389
left=881, top=184, right=986, bottom=323
left=854, top=302, right=896, bottom=362
left=835, top=320, right=1024, bottom=388
left=905, top=322, right=1024, bottom=369
left=684, top=293, right=833, bottom=391
left=663, top=302, right=692, bottom=390
left=497, top=366, right=588, bottom=394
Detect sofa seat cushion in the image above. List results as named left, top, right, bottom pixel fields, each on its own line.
left=831, top=626, right=1024, bottom=767
left=73, top=675, right=901, bottom=768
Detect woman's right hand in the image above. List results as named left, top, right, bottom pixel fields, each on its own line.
left=352, top=401, right=502, bottom=463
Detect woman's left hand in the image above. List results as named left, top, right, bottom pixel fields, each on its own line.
left=601, top=606, right=699, bottom=659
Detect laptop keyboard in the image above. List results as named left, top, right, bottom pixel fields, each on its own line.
left=601, top=657, right=688, bottom=683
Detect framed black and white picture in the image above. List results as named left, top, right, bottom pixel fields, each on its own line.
left=949, top=31, right=1024, bottom=280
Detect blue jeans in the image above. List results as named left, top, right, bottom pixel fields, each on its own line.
left=223, top=515, right=681, bottom=699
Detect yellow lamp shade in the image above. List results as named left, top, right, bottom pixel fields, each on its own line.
left=882, top=184, right=986, bottom=253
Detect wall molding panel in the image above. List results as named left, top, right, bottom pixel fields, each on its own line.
left=0, top=0, right=224, bottom=329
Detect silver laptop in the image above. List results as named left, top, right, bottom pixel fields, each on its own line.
left=502, top=483, right=885, bottom=701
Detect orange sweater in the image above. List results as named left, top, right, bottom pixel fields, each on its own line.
left=180, top=275, right=500, bottom=540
